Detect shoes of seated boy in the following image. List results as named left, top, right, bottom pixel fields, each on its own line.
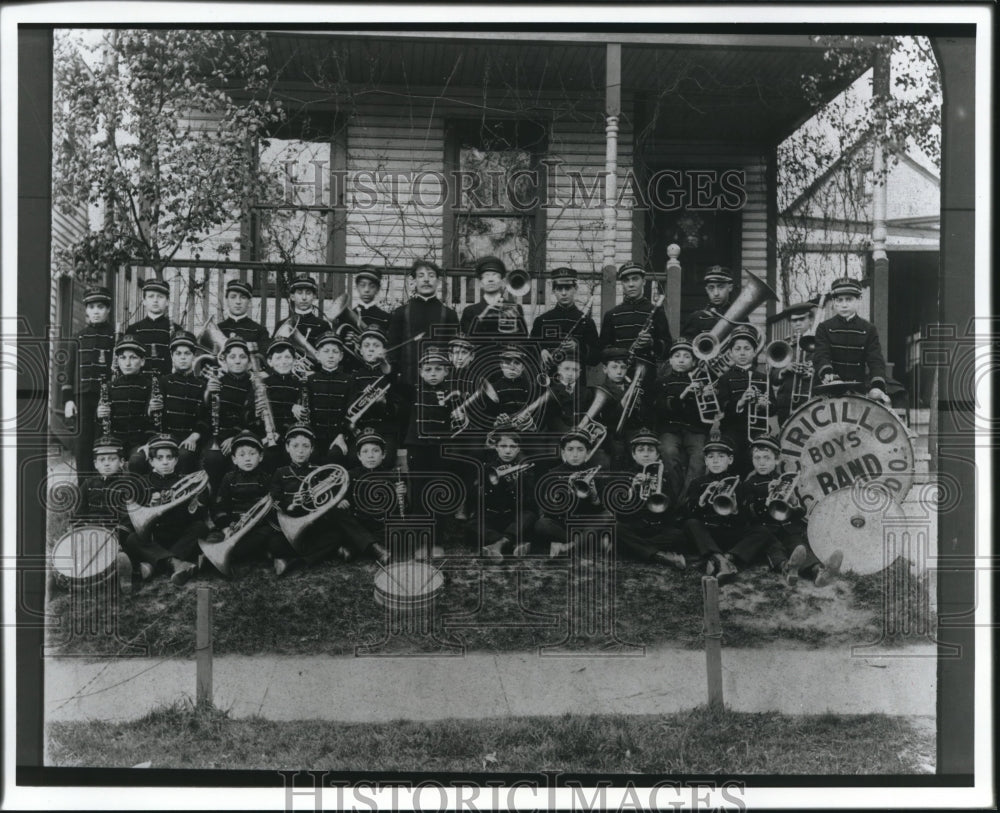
left=483, top=539, right=506, bottom=559
left=454, top=509, right=469, bottom=521
left=712, top=554, right=738, bottom=585
left=653, top=551, right=686, bottom=571
left=782, top=544, right=809, bottom=587
left=169, top=560, right=196, bottom=586
left=274, top=557, right=303, bottom=577
left=139, top=562, right=154, bottom=581
left=414, top=544, right=445, bottom=561
left=511, top=542, right=531, bottom=558
left=338, top=546, right=353, bottom=563
left=549, top=542, right=573, bottom=558
left=814, top=549, right=844, bottom=587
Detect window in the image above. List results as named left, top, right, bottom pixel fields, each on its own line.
left=445, top=119, right=548, bottom=275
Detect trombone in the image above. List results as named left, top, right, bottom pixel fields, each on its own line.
left=744, top=371, right=771, bottom=441
left=698, top=475, right=740, bottom=517
left=790, top=294, right=826, bottom=411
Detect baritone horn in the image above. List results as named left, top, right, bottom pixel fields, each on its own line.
left=126, top=471, right=209, bottom=540
left=276, top=464, right=350, bottom=550
left=198, top=495, right=274, bottom=577
left=692, top=269, right=777, bottom=361
left=698, top=475, right=740, bottom=517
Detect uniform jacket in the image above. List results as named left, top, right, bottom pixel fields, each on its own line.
left=812, top=314, right=887, bottom=389
left=124, top=314, right=184, bottom=377
left=599, top=296, right=672, bottom=361
left=61, top=320, right=115, bottom=403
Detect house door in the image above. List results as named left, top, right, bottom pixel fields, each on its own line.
left=886, top=250, right=940, bottom=407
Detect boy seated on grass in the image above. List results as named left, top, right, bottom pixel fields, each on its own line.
left=73, top=435, right=134, bottom=590
left=534, top=430, right=612, bottom=558
left=345, top=427, right=404, bottom=557
left=675, top=435, right=778, bottom=586
left=610, top=428, right=686, bottom=570
left=200, top=430, right=274, bottom=577
left=269, top=423, right=388, bottom=577
left=740, top=436, right=843, bottom=587
left=480, top=429, right=537, bottom=559
left=121, top=435, right=209, bottom=589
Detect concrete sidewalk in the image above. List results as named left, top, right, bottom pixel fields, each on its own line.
left=45, top=644, right=936, bottom=723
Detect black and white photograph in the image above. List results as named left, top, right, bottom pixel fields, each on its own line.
left=2, top=5, right=992, bottom=810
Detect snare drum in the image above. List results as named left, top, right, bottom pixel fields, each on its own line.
left=373, top=561, right=444, bottom=611
left=50, top=525, right=118, bottom=587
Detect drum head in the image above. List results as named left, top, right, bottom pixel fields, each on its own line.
left=807, top=485, right=907, bottom=575
left=374, top=561, right=444, bottom=610
left=50, top=526, right=117, bottom=583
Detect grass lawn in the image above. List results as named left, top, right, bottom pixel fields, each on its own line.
left=46, top=701, right=935, bottom=773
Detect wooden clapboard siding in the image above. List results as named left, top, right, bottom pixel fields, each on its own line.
left=739, top=160, right=769, bottom=339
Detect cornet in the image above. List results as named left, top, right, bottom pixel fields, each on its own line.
left=276, top=464, right=350, bottom=550
left=568, top=465, right=602, bottom=500
left=766, top=471, right=800, bottom=522
left=198, top=495, right=274, bottom=577
left=345, top=376, right=392, bottom=432
left=629, top=461, right=669, bottom=513
left=126, top=470, right=209, bottom=540
left=487, top=461, right=535, bottom=486
left=698, top=475, right=740, bottom=517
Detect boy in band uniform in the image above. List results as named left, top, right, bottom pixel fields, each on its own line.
left=486, top=345, right=535, bottom=428
left=97, top=334, right=154, bottom=468
left=302, top=331, right=352, bottom=464
left=217, top=279, right=269, bottom=364
left=261, top=338, right=304, bottom=472
left=681, top=266, right=734, bottom=339
left=202, top=430, right=275, bottom=574
left=812, top=277, right=890, bottom=405
left=62, top=285, right=117, bottom=483
left=346, top=328, right=397, bottom=458
left=121, top=435, right=209, bottom=586
left=771, top=301, right=818, bottom=426
left=269, top=423, right=388, bottom=576
left=345, top=428, right=406, bottom=545
left=715, top=326, right=770, bottom=475
left=459, top=256, right=528, bottom=342
left=480, top=429, right=538, bottom=559
left=203, top=336, right=257, bottom=491
left=404, top=347, right=454, bottom=515
left=653, top=338, right=707, bottom=497
left=599, top=261, right=672, bottom=363
left=74, top=435, right=134, bottom=585
left=333, top=265, right=391, bottom=336
left=155, top=330, right=210, bottom=474
left=740, top=436, right=843, bottom=587
left=530, top=266, right=601, bottom=379
left=545, top=356, right=587, bottom=434
left=125, top=277, right=183, bottom=377
left=610, top=429, right=687, bottom=569
left=273, top=275, right=332, bottom=347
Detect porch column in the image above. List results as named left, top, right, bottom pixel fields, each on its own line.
left=870, top=49, right=890, bottom=374
left=600, top=43, right=621, bottom=317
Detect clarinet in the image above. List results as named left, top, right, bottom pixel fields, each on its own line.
left=209, top=385, right=221, bottom=451
left=299, top=385, right=311, bottom=427
left=395, top=467, right=405, bottom=518
left=150, top=376, right=164, bottom=433
left=98, top=321, right=120, bottom=436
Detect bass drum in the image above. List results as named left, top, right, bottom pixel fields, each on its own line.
left=779, top=393, right=914, bottom=517
left=50, top=525, right=118, bottom=587
left=807, top=484, right=907, bottom=576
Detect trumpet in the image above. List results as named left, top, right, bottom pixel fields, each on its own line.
left=345, top=375, right=392, bottom=431
left=487, top=461, right=534, bottom=486
left=276, top=464, right=350, bottom=550
left=126, top=470, right=209, bottom=540
left=629, top=461, right=669, bottom=513
left=569, top=465, right=602, bottom=500
left=766, top=471, right=800, bottom=521
left=450, top=380, right=500, bottom=435
left=198, top=495, right=274, bottom=577
left=698, top=475, right=740, bottom=517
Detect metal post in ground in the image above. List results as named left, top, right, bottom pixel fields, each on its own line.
left=702, top=576, right=724, bottom=709
left=196, top=585, right=213, bottom=706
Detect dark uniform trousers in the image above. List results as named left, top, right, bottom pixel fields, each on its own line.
left=532, top=463, right=614, bottom=550
left=740, top=472, right=821, bottom=575
left=62, top=320, right=116, bottom=482
left=481, top=453, right=537, bottom=551
left=202, top=371, right=255, bottom=492
left=121, top=471, right=209, bottom=570
left=716, top=365, right=769, bottom=476
left=269, top=463, right=375, bottom=565
left=679, top=474, right=781, bottom=567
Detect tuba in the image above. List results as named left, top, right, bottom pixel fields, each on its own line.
left=692, top=269, right=777, bottom=362
left=630, top=461, right=669, bottom=513
left=276, top=464, right=350, bottom=550
left=198, top=495, right=274, bottom=577
left=198, top=317, right=228, bottom=358
left=766, top=471, right=800, bottom=522
left=576, top=385, right=616, bottom=456
left=569, top=465, right=602, bottom=500
left=698, top=475, right=740, bottom=517
left=126, top=470, right=209, bottom=540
